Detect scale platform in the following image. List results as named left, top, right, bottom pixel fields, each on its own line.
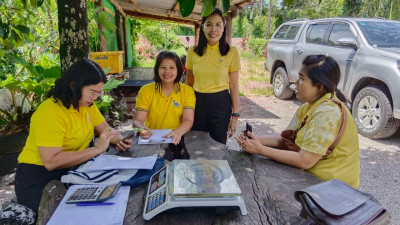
left=143, top=159, right=248, bottom=220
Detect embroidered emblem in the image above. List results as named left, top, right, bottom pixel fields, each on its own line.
left=173, top=100, right=180, bottom=107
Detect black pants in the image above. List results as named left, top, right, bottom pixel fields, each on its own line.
left=192, top=90, right=232, bottom=144
left=15, top=163, right=68, bottom=213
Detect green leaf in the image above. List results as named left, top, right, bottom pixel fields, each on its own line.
left=37, top=0, right=44, bottom=7
left=2, top=76, right=20, bottom=90
left=30, top=0, right=37, bottom=7
left=43, top=66, right=61, bottom=78
left=177, top=0, right=195, bottom=18
left=0, top=22, right=10, bottom=39
left=102, top=78, right=125, bottom=92
left=33, top=65, right=45, bottom=75
left=221, top=0, right=230, bottom=16
left=0, top=50, right=4, bottom=58
left=202, top=0, right=217, bottom=17
left=100, top=94, right=114, bottom=102
left=16, top=25, right=30, bottom=34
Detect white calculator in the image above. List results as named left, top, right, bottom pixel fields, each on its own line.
left=66, top=183, right=121, bottom=204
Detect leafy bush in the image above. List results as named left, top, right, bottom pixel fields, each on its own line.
left=246, top=38, right=269, bottom=57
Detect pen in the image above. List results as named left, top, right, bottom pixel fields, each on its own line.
left=76, top=202, right=114, bottom=206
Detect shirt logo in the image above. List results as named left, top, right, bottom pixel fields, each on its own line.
left=173, top=100, right=180, bottom=108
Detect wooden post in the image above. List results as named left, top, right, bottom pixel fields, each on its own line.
left=96, top=0, right=106, bottom=51
left=123, top=17, right=129, bottom=67
left=225, top=12, right=233, bottom=45
left=115, top=8, right=123, bottom=51
left=194, top=23, right=200, bottom=45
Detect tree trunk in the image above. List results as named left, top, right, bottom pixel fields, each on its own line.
left=266, top=0, right=272, bottom=38
left=57, top=0, right=90, bottom=74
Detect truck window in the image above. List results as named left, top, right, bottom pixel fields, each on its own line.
left=328, top=23, right=355, bottom=46
left=306, top=23, right=329, bottom=44
left=274, top=24, right=301, bottom=39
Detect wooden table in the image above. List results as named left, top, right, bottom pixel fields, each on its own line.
left=107, top=131, right=321, bottom=225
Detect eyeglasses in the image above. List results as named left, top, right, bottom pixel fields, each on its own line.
left=203, top=23, right=225, bottom=30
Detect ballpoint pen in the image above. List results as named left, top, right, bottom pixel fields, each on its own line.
left=76, top=202, right=114, bottom=206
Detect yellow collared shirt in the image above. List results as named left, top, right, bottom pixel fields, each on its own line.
left=135, top=82, right=196, bottom=129
left=18, top=98, right=105, bottom=166
left=287, top=93, right=360, bottom=188
left=186, top=43, right=240, bottom=93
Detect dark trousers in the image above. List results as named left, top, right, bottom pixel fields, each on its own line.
left=192, top=90, right=232, bottom=144
left=15, top=163, right=68, bottom=213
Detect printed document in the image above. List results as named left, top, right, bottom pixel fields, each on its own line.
left=85, top=154, right=158, bottom=172
left=47, top=185, right=130, bottom=225
left=138, top=129, right=173, bottom=144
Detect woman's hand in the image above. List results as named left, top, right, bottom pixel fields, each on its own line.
left=115, top=137, right=133, bottom=152
left=164, top=129, right=183, bottom=145
left=95, top=127, right=119, bottom=154
left=227, top=117, right=238, bottom=138
left=236, top=131, right=263, bottom=154
left=138, top=127, right=153, bottom=139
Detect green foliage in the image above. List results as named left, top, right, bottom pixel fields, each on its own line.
left=178, top=0, right=231, bottom=17
left=246, top=38, right=269, bottom=57
left=94, top=78, right=125, bottom=115
left=177, top=0, right=196, bottom=17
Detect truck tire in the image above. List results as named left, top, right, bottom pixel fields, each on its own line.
left=352, top=85, right=400, bottom=139
left=272, top=67, right=293, bottom=100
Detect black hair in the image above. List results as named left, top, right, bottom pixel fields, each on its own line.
left=302, top=55, right=347, bottom=103
left=194, top=8, right=230, bottom=56
left=47, top=59, right=107, bottom=109
left=153, top=51, right=183, bottom=93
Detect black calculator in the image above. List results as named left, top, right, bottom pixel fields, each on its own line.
left=66, top=183, right=121, bottom=204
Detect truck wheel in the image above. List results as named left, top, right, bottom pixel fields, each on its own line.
left=352, top=85, right=400, bottom=139
left=272, top=67, right=293, bottom=100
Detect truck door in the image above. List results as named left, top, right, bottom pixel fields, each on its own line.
left=293, top=22, right=330, bottom=81
left=321, top=22, right=357, bottom=95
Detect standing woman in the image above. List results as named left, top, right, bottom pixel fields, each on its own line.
left=15, top=59, right=132, bottom=214
left=186, top=8, right=241, bottom=144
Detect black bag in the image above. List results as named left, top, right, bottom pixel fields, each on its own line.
left=163, top=136, right=190, bottom=161
left=294, top=179, right=391, bottom=225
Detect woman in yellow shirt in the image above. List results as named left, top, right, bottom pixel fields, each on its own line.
left=236, top=55, right=360, bottom=188
left=15, top=59, right=132, bottom=214
left=186, top=8, right=240, bottom=144
left=133, top=51, right=195, bottom=145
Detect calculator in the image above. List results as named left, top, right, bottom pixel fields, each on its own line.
left=66, top=183, right=121, bottom=204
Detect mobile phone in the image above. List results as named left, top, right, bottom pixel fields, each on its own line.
left=246, top=122, right=252, bottom=139
left=122, top=130, right=136, bottom=142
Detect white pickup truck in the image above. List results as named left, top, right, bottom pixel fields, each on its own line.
left=264, top=18, right=400, bottom=139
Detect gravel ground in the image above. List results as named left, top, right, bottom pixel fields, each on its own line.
left=1, top=96, right=399, bottom=223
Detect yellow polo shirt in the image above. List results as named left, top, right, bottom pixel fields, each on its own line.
left=186, top=43, right=240, bottom=93
left=18, top=98, right=105, bottom=166
left=135, top=82, right=196, bottom=129
left=287, top=93, right=360, bottom=188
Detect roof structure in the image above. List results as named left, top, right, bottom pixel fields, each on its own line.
left=110, top=0, right=254, bottom=25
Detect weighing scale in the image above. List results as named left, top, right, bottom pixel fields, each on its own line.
left=143, top=159, right=248, bottom=220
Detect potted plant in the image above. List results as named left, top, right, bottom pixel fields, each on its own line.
left=0, top=55, right=60, bottom=175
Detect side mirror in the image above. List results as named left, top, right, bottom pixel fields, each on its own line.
left=336, top=37, right=358, bottom=50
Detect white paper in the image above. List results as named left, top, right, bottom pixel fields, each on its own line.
left=47, top=185, right=130, bottom=225
left=85, top=154, right=158, bottom=172
left=138, top=129, right=173, bottom=144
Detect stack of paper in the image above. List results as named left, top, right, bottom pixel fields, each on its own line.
left=138, top=129, right=173, bottom=144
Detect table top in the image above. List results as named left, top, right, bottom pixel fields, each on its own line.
left=107, top=131, right=321, bottom=225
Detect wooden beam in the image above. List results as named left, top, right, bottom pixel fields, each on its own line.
left=108, top=0, right=127, bottom=17
left=103, top=7, right=115, bottom=16
left=122, top=17, right=129, bottom=67
left=115, top=9, right=123, bottom=52
left=125, top=11, right=200, bottom=26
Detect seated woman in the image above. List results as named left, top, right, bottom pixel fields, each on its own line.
left=15, top=59, right=133, bottom=213
left=237, top=55, right=360, bottom=188
left=133, top=51, right=195, bottom=145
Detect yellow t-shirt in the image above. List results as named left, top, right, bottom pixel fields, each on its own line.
left=135, top=82, right=196, bottom=129
left=18, top=98, right=105, bottom=166
left=186, top=43, right=240, bottom=93
left=287, top=93, right=360, bottom=188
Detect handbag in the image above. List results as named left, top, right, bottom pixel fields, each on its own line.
left=163, top=136, right=190, bottom=161
left=281, top=99, right=347, bottom=158
left=294, top=179, right=391, bottom=225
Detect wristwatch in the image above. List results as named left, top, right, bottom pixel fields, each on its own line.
left=231, top=113, right=240, bottom=117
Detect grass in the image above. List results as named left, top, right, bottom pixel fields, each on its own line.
left=239, top=50, right=273, bottom=97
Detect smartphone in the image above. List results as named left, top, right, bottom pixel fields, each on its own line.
left=246, top=122, right=252, bottom=139
left=121, top=130, right=136, bottom=142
